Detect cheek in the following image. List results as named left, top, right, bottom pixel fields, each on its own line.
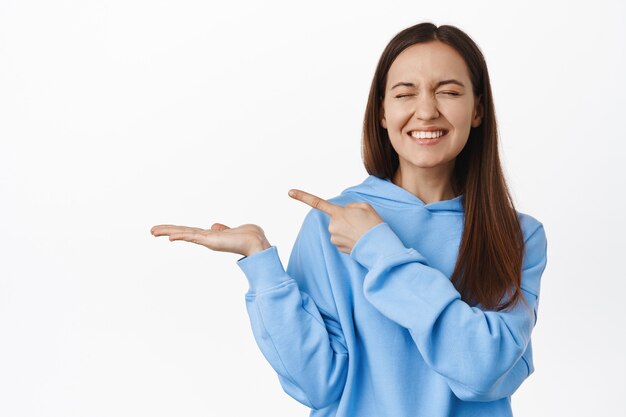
left=384, top=103, right=412, bottom=129
left=444, top=101, right=475, bottom=127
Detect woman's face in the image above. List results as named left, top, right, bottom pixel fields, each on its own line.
left=381, top=40, right=483, bottom=174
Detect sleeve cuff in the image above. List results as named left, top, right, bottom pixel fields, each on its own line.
left=350, top=222, right=413, bottom=270
left=236, top=245, right=292, bottom=293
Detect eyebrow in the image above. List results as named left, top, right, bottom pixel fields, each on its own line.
left=390, top=79, right=466, bottom=90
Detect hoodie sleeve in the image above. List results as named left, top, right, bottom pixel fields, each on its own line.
left=237, top=209, right=348, bottom=409
left=350, top=221, right=548, bottom=402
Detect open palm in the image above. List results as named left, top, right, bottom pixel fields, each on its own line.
left=150, top=222, right=271, bottom=257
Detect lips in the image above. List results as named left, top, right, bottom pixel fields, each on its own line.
left=408, top=129, right=449, bottom=139
left=407, top=129, right=448, bottom=145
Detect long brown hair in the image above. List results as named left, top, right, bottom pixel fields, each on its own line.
left=362, top=22, right=526, bottom=312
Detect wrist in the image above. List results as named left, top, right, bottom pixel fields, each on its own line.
left=246, top=238, right=272, bottom=257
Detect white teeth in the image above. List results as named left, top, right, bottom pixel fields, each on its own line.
left=410, top=130, right=446, bottom=139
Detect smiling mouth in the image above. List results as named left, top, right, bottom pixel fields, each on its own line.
left=408, top=129, right=449, bottom=139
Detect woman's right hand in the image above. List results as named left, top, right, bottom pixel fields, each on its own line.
left=150, top=222, right=272, bottom=257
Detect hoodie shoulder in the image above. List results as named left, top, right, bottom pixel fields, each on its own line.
left=516, top=210, right=545, bottom=243
left=320, top=176, right=383, bottom=207
left=515, top=209, right=548, bottom=297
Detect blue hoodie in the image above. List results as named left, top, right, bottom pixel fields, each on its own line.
left=236, top=174, right=548, bottom=417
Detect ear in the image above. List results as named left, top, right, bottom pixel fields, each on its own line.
left=379, top=98, right=387, bottom=129
left=471, top=94, right=483, bottom=128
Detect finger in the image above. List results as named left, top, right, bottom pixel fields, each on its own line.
left=346, top=202, right=370, bottom=209
left=211, top=223, right=230, bottom=231
left=152, top=225, right=203, bottom=236
left=168, top=230, right=236, bottom=253
left=288, top=189, right=340, bottom=215
left=169, top=232, right=202, bottom=243
left=151, top=225, right=204, bottom=237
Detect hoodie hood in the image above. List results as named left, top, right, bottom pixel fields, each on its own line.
left=340, top=175, right=464, bottom=213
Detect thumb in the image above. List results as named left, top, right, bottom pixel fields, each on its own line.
left=211, top=223, right=231, bottom=231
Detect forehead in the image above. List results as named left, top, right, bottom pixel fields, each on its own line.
left=386, top=41, right=471, bottom=85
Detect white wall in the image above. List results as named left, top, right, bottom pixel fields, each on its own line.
left=1, top=0, right=624, bottom=415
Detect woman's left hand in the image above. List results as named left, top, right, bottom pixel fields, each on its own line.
left=288, top=188, right=384, bottom=254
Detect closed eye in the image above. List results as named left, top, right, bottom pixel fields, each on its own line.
left=395, top=92, right=460, bottom=98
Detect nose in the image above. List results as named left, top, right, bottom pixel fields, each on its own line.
left=414, top=93, right=439, bottom=120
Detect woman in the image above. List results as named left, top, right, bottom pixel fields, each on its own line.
left=151, top=22, right=548, bottom=417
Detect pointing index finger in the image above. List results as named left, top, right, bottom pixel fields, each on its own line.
left=288, top=189, right=340, bottom=215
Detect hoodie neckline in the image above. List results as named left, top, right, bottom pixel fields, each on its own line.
left=342, top=175, right=465, bottom=213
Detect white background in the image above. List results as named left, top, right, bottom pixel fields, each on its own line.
left=1, top=0, right=625, bottom=416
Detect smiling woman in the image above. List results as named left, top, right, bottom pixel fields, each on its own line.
left=151, top=21, right=548, bottom=417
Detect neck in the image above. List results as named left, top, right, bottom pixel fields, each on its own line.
left=392, top=163, right=458, bottom=204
